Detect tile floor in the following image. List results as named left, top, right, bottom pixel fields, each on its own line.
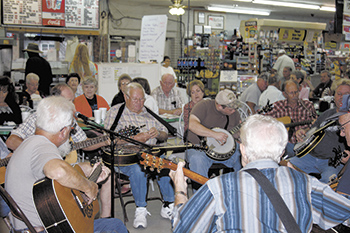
left=0, top=179, right=192, bottom=233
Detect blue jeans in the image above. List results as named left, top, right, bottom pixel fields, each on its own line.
left=186, top=141, right=242, bottom=179
left=0, top=196, right=10, bottom=217
left=94, top=218, right=127, bottom=233
left=116, top=163, right=174, bottom=207
left=289, top=153, right=344, bottom=183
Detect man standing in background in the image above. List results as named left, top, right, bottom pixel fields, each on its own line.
left=272, top=50, right=295, bottom=84
left=23, top=43, right=52, bottom=96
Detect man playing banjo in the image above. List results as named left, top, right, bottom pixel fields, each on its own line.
left=286, top=79, right=350, bottom=184
left=186, top=89, right=242, bottom=191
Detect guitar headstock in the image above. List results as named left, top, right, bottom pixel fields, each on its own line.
left=118, top=124, right=146, bottom=137
left=140, top=153, right=168, bottom=173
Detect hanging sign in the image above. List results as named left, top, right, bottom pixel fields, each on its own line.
left=278, top=28, right=306, bottom=42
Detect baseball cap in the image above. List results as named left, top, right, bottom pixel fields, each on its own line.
left=278, top=49, right=286, bottom=55
left=215, top=89, right=241, bottom=109
left=326, top=94, right=350, bottom=120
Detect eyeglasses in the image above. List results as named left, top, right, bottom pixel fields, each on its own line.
left=120, top=82, right=130, bottom=86
left=161, top=81, right=174, bottom=87
left=339, top=119, right=350, bottom=133
left=126, top=94, right=145, bottom=102
left=60, top=121, right=77, bottom=134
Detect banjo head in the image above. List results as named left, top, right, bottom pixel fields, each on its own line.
left=206, top=128, right=236, bottom=161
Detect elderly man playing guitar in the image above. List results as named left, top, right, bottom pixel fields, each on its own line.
left=104, top=82, right=174, bottom=229
left=186, top=89, right=242, bottom=191
left=286, top=79, right=350, bottom=184
left=5, top=96, right=127, bottom=233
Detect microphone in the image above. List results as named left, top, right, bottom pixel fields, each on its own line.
left=75, top=112, right=89, bottom=121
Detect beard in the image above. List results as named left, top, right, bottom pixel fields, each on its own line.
left=58, top=139, right=72, bottom=158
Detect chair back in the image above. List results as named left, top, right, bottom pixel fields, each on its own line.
left=0, top=186, right=37, bottom=233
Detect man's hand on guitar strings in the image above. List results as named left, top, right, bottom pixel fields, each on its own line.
left=214, top=131, right=228, bottom=146
left=296, top=128, right=307, bottom=142
left=90, top=162, right=111, bottom=184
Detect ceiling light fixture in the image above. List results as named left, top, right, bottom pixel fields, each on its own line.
left=253, top=0, right=320, bottom=10
left=207, top=5, right=270, bottom=16
left=169, top=0, right=185, bottom=15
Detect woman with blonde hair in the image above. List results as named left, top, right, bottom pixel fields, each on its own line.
left=69, top=43, right=97, bottom=80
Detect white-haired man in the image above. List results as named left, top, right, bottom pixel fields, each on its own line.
left=171, top=115, right=350, bottom=232
left=151, top=73, right=184, bottom=116
left=104, top=82, right=174, bottom=229
left=18, top=73, right=43, bottom=109
left=5, top=96, right=127, bottom=233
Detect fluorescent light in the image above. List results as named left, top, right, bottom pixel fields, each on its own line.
left=169, top=7, right=185, bottom=15
left=207, top=6, right=270, bottom=16
left=320, top=6, right=336, bottom=12
left=253, top=0, right=320, bottom=10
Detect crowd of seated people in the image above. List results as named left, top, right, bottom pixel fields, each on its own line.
left=3, top=63, right=350, bottom=233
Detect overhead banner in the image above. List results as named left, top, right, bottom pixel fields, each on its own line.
left=278, top=28, right=306, bottom=42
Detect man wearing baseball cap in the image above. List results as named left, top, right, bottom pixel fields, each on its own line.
left=23, top=43, right=52, bottom=96
left=186, top=89, right=242, bottom=191
left=272, top=49, right=295, bottom=83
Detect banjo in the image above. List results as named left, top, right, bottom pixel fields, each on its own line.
left=203, top=102, right=273, bottom=161
left=293, top=120, right=336, bottom=158
left=204, top=123, right=242, bottom=161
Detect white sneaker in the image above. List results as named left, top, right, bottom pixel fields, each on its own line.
left=133, top=207, right=150, bottom=228
left=160, top=203, right=174, bottom=220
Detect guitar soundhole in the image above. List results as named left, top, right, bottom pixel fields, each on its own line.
left=83, top=201, right=94, bottom=218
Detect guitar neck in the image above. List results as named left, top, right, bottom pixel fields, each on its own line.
left=0, top=157, right=10, bottom=167
left=71, top=135, right=109, bottom=151
left=284, top=120, right=312, bottom=128
left=229, top=123, right=242, bottom=135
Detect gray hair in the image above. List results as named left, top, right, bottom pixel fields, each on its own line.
left=26, top=73, right=39, bottom=84
left=321, top=70, right=331, bottom=78
left=50, top=83, right=71, bottom=96
left=82, top=76, right=98, bottom=89
left=240, top=115, right=288, bottom=163
left=161, top=73, right=175, bottom=82
left=36, top=96, right=75, bottom=133
left=125, top=82, right=145, bottom=97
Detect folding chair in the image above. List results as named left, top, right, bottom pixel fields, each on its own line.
left=0, top=186, right=37, bottom=233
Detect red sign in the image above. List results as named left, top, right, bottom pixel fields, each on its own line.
left=42, top=18, right=65, bottom=26
left=42, top=0, right=65, bottom=26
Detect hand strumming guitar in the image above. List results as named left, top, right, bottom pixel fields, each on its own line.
left=296, top=128, right=309, bottom=142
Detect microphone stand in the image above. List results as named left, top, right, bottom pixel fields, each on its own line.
left=79, top=117, right=151, bottom=221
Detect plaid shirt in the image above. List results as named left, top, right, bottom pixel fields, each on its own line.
left=264, top=99, right=316, bottom=143
left=11, top=112, right=87, bottom=142
left=151, top=86, right=184, bottom=111
left=104, top=103, right=167, bottom=145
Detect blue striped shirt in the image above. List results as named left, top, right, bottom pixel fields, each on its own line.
left=172, top=159, right=350, bottom=233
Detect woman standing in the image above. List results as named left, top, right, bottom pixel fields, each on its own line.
left=74, top=77, right=109, bottom=118
left=0, top=76, right=22, bottom=125
left=69, top=44, right=97, bottom=80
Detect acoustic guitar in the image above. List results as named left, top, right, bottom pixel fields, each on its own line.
left=33, top=164, right=102, bottom=233
left=140, top=153, right=209, bottom=185
left=276, top=116, right=314, bottom=132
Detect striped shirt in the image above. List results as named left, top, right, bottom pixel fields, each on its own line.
left=151, top=86, right=184, bottom=111
left=11, top=112, right=87, bottom=142
left=172, top=160, right=350, bottom=233
left=104, top=103, right=167, bottom=145
left=264, top=99, right=316, bottom=143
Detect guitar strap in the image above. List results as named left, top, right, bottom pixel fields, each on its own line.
left=224, top=115, right=229, bottom=130
left=110, top=103, right=125, bottom=132
left=299, top=99, right=317, bottom=119
left=244, top=169, right=302, bottom=233
left=109, top=103, right=177, bottom=136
